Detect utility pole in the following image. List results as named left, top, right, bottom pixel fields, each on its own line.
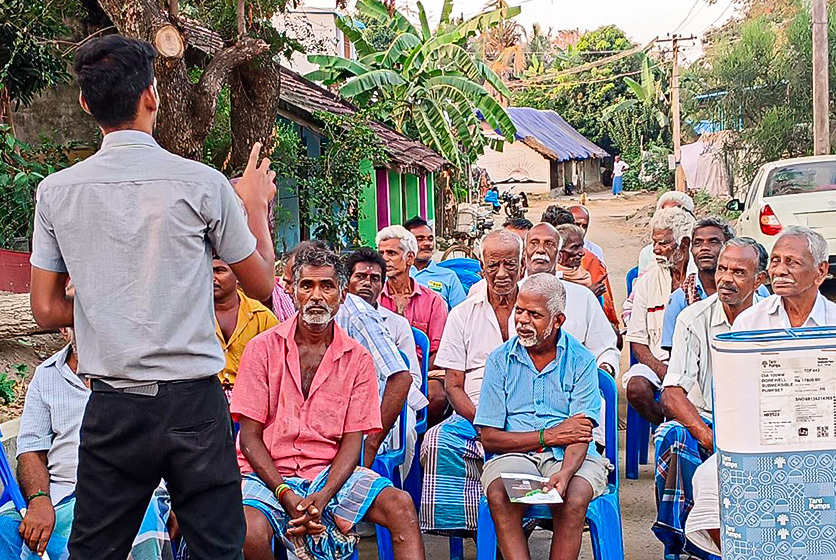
left=813, top=0, right=830, bottom=155
left=659, top=35, right=696, bottom=191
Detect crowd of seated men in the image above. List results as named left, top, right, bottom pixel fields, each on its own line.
left=7, top=196, right=833, bottom=560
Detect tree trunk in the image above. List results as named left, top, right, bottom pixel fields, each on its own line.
left=95, top=0, right=269, bottom=160
left=0, top=293, right=50, bottom=339
left=229, top=58, right=281, bottom=170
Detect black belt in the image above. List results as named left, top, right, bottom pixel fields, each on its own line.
left=89, top=376, right=215, bottom=397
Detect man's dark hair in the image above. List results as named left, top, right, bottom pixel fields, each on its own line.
left=73, top=36, right=158, bottom=129
left=345, top=247, right=387, bottom=278
left=292, top=248, right=347, bottom=289
left=287, top=240, right=328, bottom=260
left=541, top=205, right=575, bottom=227
left=694, top=216, right=735, bottom=242
left=403, top=216, right=429, bottom=231
left=503, top=217, right=534, bottom=230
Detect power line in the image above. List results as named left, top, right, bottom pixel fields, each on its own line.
left=672, top=0, right=702, bottom=34
left=512, top=63, right=664, bottom=89
left=700, top=0, right=735, bottom=35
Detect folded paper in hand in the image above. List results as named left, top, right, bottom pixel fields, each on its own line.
left=500, top=473, right=563, bottom=504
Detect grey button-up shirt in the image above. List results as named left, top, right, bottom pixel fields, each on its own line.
left=17, top=345, right=88, bottom=505
left=30, top=131, right=256, bottom=383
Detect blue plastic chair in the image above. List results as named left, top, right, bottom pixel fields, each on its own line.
left=403, top=328, right=430, bottom=512
left=0, top=429, right=26, bottom=512
left=624, top=265, right=655, bottom=480
left=437, top=258, right=482, bottom=293
left=474, top=370, right=624, bottom=560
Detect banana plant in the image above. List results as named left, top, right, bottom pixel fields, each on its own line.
left=604, top=56, right=670, bottom=136
left=305, top=0, right=519, bottom=169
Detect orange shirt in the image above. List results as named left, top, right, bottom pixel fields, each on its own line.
left=582, top=253, right=619, bottom=328
left=230, top=317, right=382, bottom=480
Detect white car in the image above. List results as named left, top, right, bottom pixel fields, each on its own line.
left=728, top=155, right=836, bottom=274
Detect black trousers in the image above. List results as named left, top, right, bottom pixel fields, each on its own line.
left=69, top=376, right=245, bottom=559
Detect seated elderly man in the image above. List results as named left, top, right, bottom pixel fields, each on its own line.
left=555, top=224, right=619, bottom=332
left=345, top=247, right=428, bottom=477
left=232, top=248, right=423, bottom=560
left=653, top=237, right=767, bottom=558
left=569, top=205, right=606, bottom=266
left=624, top=207, right=696, bottom=425
left=477, top=273, right=609, bottom=560
left=0, top=326, right=172, bottom=559
left=685, top=227, right=836, bottom=558
left=213, top=256, right=279, bottom=394
left=638, top=191, right=695, bottom=273
left=404, top=216, right=466, bottom=310
left=377, top=225, right=449, bottom=426
left=420, top=230, right=523, bottom=535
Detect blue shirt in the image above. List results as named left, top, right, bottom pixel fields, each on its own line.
left=410, top=260, right=467, bottom=310
left=474, top=331, right=601, bottom=461
left=661, top=275, right=769, bottom=349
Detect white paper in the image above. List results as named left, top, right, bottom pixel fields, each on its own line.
left=759, top=355, right=836, bottom=445
left=500, top=473, right=563, bottom=504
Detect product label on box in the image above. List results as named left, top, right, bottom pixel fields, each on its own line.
left=759, top=355, right=836, bottom=445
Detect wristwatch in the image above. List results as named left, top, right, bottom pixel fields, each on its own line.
left=599, top=363, right=615, bottom=376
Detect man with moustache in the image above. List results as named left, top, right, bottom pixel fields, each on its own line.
left=476, top=273, right=609, bottom=560
left=624, top=207, right=697, bottom=425
left=653, top=238, right=768, bottom=558
left=232, top=248, right=424, bottom=560
left=568, top=205, right=606, bottom=266
left=419, top=230, right=523, bottom=535
left=685, top=227, right=836, bottom=558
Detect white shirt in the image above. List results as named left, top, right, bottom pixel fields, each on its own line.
left=637, top=244, right=655, bottom=274
left=584, top=239, right=606, bottom=267
left=732, top=292, right=836, bottom=332
left=435, top=286, right=516, bottom=407
left=613, top=160, right=629, bottom=177
left=378, top=305, right=429, bottom=411
left=625, top=262, right=674, bottom=362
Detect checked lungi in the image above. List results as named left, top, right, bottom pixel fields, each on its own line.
left=0, top=487, right=172, bottom=560
left=419, top=414, right=484, bottom=535
left=652, top=418, right=713, bottom=558
left=242, top=466, right=392, bottom=560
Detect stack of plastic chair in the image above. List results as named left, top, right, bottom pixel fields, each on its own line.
left=403, top=328, right=429, bottom=511
left=437, top=258, right=482, bottom=293
left=474, top=369, right=624, bottom=560
left=623, top=265, right=655, bottom=480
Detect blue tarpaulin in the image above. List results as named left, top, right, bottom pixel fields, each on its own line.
left=494, top=107, right=608, bottom=162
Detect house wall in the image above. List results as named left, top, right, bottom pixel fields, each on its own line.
left=357, top=160, right=377, bottom=246
left=476, top=140, right=551, bottom=195
left=404, top=174, right=420, bottom=221
left=388, top=171, right=404, bottom=225
left=279, top=10, right=350, bottom=77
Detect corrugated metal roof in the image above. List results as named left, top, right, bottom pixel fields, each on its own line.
left=278, top=66, right=446, bottom=174
left=505, top=107, right=608, bottom=162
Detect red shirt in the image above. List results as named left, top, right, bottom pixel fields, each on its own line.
left=230, top=316, right=382, bottom=480
left=379, top=279, right=448, bottom=354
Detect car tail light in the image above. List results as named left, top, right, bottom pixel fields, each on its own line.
left=759, top=204, right=783, bottom=235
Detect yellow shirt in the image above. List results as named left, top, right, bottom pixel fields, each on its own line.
left=215, top=290, right=279, bottom=386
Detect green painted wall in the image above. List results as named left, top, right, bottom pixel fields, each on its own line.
left=388, top=171, right=403, bottom=225
left=358, top=160, right=377, bottom=246
left=427, top=173, right=436, bottom=223
left=404, top=174, right=420, bottom=221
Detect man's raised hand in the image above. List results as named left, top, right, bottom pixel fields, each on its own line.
left=233, top=142, right=277, bottom=208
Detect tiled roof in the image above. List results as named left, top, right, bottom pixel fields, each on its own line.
left=279, top=66, right=446, bottom=174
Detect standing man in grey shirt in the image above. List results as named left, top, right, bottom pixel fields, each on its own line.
left=28, top=35, right=276, bottom=559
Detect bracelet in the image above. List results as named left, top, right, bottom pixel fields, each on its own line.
left=274, top=483, right=291, bottom=503
left=538, top=428, right=546, bottom=449
left=26, top=491, right=49, bottom=504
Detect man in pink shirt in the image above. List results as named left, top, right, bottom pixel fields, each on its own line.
left=231, top=248, right=424, bottom=560
left=376, top=225, right=449, bottom=424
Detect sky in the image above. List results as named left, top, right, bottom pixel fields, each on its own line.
left=304, top=0, right=740, bottom=61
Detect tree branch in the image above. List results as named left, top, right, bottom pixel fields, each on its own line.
left=198, top=36, right=269, bottom=100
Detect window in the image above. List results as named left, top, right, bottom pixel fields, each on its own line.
left=764, top=161, right=836, bottom=197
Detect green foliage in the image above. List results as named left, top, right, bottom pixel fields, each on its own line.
left=307, top=0, right=518, bottom=170
left=271, top=112, right=387, bottom=250
left=684, top=4, right=836, bottom=189
left=513, top=25, right=649, bottom=155
left=0, top=126, right=81, bottom=249
left=355, top=11, right=399, bottom=51
left=204, top=86, right=233, bottom=173
left=0, top=364, right=28, bottom=405
left=0, top=0, right=82, bottom=108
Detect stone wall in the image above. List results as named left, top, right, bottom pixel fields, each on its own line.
left=11, top=81, right=100, bottom=146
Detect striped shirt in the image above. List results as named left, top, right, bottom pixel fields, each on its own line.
left=474, top=331, right=601, bottom=461
left=335, top=293, right=408, bottom=400
left=16, top=345, right=89, bottom=505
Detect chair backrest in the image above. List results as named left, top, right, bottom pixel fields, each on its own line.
left=0, top=429, right=26, bottom=511
left=626, top=266, right=639, bottom=295
left=597, top=369, right=619, bottom=488
left=411, top=328, right=430, bottom=435
left=437, top=258, right=483, bottom=292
